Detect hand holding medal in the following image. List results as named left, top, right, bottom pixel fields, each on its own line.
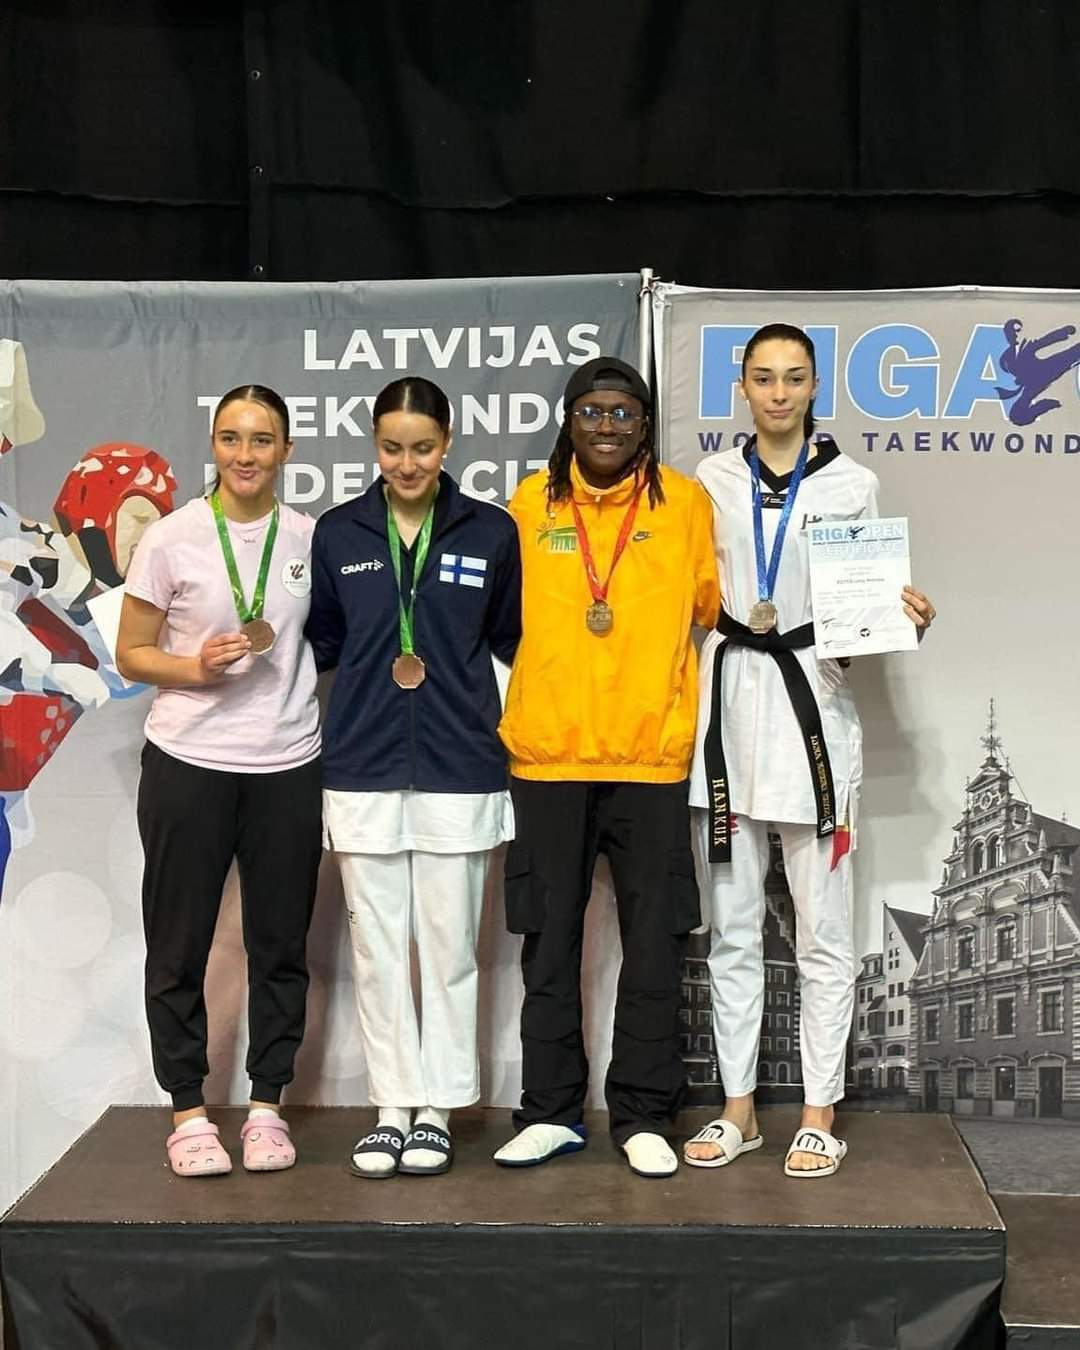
left=194, top=630, right=252, bottom=678
left=199, top=386, right=295, bottom=679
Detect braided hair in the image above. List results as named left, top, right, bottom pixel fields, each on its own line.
left=545, top=404, right=665, bottom=509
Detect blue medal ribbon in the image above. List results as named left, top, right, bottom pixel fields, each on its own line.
left=750, top=438, right=810, bottom=608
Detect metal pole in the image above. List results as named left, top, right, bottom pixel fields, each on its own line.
left=638, top=267, right=655, bottom=385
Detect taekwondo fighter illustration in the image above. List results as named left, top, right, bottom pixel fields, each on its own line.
left=996, top=318, right=1080, bottom=426
left=0, top=338, right=176, bottom=896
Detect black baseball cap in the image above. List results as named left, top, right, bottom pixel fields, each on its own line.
left=563, top=356, right=651, bottom=413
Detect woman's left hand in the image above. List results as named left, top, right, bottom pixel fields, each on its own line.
left=902, top=585, right=935, bottom=640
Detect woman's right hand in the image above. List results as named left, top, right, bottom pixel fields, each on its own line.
left=196, top=631, right=252, bottom=682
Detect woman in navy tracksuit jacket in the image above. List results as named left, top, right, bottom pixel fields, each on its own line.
left=306, top=376, right=520, bottom=1179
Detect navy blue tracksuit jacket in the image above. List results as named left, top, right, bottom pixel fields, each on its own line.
left=306, top=472, right=521, bottom=793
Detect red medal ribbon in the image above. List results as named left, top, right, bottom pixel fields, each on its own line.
left=569, top=479, right=646, bottom=604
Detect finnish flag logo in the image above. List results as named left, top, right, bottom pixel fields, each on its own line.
left=439, top=553, right=487, bottom=589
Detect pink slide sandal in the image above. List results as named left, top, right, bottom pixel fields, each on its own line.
left=240, top=1116, right=296, bottom=1172
left=166, top=1122, right=233, bottom=1177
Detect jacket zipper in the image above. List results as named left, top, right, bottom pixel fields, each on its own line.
left=406, top=505, right=462, bottom=790
left=406, top=542, right=418, bottom=789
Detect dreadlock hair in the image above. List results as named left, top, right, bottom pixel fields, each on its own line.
left=545, top=403, right=665, bottom=509
left=741, top=323, right=818, bottom=441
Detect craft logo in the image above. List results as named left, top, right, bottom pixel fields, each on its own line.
left=537, top=524, right=577, bottom=552
left=697, top=318, right=1080, bottom=457
left=341, top=559, right=384, bottom=575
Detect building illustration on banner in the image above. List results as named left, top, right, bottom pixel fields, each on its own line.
left=0, top=339, right=176, bottom=899
left=851, top=904, right=925, bottom=1095
left=907, top=705, right=1080, bottom=1120
left=682, top=703, right=1080, bottom=1122
left=681, top=835, right=804, bottom=1099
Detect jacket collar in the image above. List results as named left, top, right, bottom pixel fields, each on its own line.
left=741, top=434, right=841, bottom=493
left=569, top=457, right=644, bottom=507
left=350, top=469, right=474, bottom=537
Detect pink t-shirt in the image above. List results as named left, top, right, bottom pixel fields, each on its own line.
left=125, top=496, right=320, bottom=773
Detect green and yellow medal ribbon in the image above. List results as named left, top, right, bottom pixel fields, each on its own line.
left=386, top=492, right=437, bottom=656
left=209, top=491, right=279, bottom=624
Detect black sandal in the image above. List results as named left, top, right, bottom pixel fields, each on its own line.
left=398, top=1123, right=453, bottom=1176
left=349, top=1126, right=405, bottom=1179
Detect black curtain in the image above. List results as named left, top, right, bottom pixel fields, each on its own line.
left=3, top=0, right=1080, bottom=286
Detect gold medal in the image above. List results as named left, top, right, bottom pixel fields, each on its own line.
left=586, top=601, right=614, bottom=635
left=392, top=652, right=426, bottom=689
left=241, top=618, right=276, bottom=655
left=748, top=600, right=777, bottom=635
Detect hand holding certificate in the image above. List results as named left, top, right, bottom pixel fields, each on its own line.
left=808, top=517, right=919, bottom=659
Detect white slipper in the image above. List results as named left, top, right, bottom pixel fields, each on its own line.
left=622, top=1131, right=678, bottom=1179
left=783, top=1125, right=848, bottom=1178
left=683, top=1118, right=764, bottom=1169
left=493, top=1122, right=587, bottom=1167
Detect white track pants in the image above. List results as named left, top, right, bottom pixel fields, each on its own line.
left=338, top=850, right=489, bottom=1109
left=693, top=810, right=854, bottom=1107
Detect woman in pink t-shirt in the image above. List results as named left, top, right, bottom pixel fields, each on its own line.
left=118, top=384, right=321, bottom=1178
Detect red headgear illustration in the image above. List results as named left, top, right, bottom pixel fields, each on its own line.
left=52, top=443, right=178, bottom=587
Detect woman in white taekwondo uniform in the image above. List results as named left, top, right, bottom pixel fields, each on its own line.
left=306, top=376, right=521, bottom=1180
left=682, top=324, right=935, bottom=1178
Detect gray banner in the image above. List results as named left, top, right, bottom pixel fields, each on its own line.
left=0, top=274, right=639, bottom=1211
left=3, top=274, right=640, bottom=518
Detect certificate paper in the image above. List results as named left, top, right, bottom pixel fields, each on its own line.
left=808, top=517, right=918, bottom=659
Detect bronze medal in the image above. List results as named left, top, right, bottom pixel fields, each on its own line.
left=241, top=618, right=276, bottom=655
left=392, top=652, right=427, bottom=689
left=586, top=600, right=614, bottom=636
left=570, top=482, right=643, bottom=642
left=747, top=600, right=777, bottom=635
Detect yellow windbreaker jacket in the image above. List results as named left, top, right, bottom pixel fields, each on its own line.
left=499, top=460, right=721, bottom=782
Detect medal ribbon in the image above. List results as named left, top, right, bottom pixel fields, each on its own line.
left=386, top=492, right=437, bottom=656
left=209, top=492, right=279, bottom=624
left=750, top=439, right=810, bottom=605
left=569, top=480, right=646, bottom=605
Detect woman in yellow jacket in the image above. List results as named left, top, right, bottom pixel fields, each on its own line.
left=494, top=357, right=720, bottom=1178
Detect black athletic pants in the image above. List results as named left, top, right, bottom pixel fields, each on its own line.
left=505, top=777, right=701, bottom=1145
left=137, top=741, right=323, bottom=1111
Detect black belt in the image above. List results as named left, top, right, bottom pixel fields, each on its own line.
left=704, top=610, right=836, bottom=863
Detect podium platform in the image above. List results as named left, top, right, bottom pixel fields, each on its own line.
left=998, top=1193, right=1080, bottom=1348
left=1, top=1104, right=1004, bottom=1350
